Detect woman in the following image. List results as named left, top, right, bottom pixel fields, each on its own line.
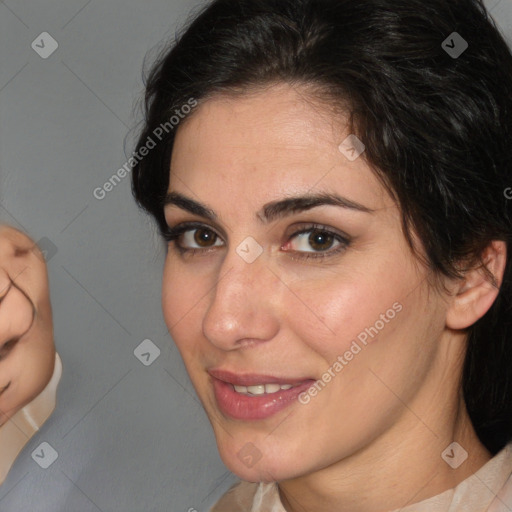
left=131, top=0, right=512, bottom=510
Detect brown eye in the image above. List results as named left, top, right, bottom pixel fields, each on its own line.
left=174, top=226, right=225, bottom=251
left=308, top=230, right=335, bottom=251
left=193, top=228, right=218, bottom=247
left=284, top=224, right=351, bottom=260
left=289, top=229, right=341, bottom=253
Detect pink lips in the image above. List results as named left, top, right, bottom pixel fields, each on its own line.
left=208, top=369, right=315, bottom=421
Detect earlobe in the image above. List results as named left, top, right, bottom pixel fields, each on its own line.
left=446, top=240, right=507, bottom=330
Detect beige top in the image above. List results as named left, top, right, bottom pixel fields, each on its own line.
left=211, top=442, right=512, bottom=512
left=0, top=352, right=62, bottom=485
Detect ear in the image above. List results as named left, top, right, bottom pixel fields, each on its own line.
left=446, top=240, right=507, bottom=330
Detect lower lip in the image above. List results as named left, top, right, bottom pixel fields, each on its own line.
left=212, top=378, right=315, bottom=420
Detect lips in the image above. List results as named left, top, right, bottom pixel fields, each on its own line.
left=208, top=368, right=315, bottom=420
left=208, top=368, right=312, bottom=387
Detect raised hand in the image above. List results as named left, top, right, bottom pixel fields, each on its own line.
left=0, top=225, right=56, bottom=427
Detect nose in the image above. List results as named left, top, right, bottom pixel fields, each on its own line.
left=202, top=246, right=281, bottom=351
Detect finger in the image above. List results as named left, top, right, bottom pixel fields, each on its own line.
left=0, top=282, right=34, bottom=348
left=0, top=225, right=36, bottom=255
left=0, top=268, right=11, bottom=301
left=0, top=226, right=49, bottom=314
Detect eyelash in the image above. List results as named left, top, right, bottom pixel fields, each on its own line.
left=162, top=221, right=351, bottom=260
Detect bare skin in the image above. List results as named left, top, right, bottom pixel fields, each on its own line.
left=161, top=83, right=506, bottom=512
left=0, top=225, right=55, bottom=427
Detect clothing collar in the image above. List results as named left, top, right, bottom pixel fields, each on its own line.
left=0, top=352, right=62, bottom=485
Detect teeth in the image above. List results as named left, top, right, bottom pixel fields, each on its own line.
left=264, top=384, right=281, bottom=394
left=233, top=383, right=296, bottom=395
left=247, top=385, right=265, bottom=395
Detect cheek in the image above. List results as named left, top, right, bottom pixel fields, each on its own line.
left=285, top=266, right=406, bottom=360
left=161, top=257, right=207, bottom=351
left=162, top=257, right=185, bottom=326
left=295, top=268, right=440, bottom=421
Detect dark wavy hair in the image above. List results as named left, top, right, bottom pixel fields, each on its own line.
left=131, top=0, right=512, bottom=454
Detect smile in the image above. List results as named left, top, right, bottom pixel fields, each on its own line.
left=233, top=383, right=295, bottom=395
left=208, top=369, right=315, bottom=420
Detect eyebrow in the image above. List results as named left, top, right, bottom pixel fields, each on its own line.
left=163, top=191, right=374, bottom=223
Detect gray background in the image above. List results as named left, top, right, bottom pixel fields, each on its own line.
left=0, top=1, right=511, bottom=511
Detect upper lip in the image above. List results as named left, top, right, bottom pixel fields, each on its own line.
left=208, top=368, right=314, bottom=386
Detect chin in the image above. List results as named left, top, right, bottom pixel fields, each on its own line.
left=216, top=439, right=306, bottom=483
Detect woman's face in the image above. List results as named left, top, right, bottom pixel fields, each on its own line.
left=162, top=83, right=454, bottom=482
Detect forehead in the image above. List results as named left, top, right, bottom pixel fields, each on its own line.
left=169, top=83, right=392, bottom=213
